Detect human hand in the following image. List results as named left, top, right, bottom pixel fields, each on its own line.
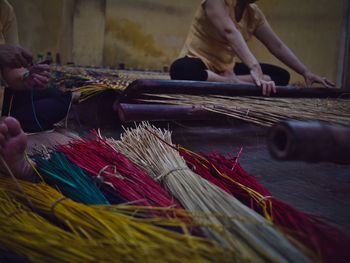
left=303, top=71, right=335, bottom=88
left=250, top=66, right=276, bottom=96
left=0, top=44, right=33, bottom=68
left=23, top=64, right=51, bottom=90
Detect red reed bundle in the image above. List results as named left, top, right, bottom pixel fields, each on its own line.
left=57, top=134, right=180, bottom=209
left=179, top=148, right=350, bottom=263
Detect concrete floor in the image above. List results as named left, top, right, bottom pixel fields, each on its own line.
left=167, top=120, right=350, bottom=233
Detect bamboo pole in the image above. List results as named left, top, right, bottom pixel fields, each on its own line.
left=267, top=120, right=350, bottom=163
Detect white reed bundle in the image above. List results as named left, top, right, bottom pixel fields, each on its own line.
left=109, top=123, right=312, bottom=263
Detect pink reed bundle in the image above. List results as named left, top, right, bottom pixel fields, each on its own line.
left=57, top=133, right=180, bottom=209
left=179, top=148, right=350, bottom=263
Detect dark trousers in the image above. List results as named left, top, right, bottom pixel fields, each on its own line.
left=170, top=56, right=290, bottom=86
left=1, top=87, right=72, bottom=133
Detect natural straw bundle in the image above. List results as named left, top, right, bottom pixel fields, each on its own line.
left=0, top=178, right=233, bottom=263
left=109, top=123, right=312, bottom=263
left=139, top=94, right=350, bottom=127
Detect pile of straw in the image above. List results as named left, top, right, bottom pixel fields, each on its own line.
left=139, top=94, right=350, bottom=126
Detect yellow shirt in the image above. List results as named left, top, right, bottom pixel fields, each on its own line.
left=0, top=0, right=18, bottom=44
left=0, top=0, right=19, bottom=111
left=180, top=0, right=266, bottom=72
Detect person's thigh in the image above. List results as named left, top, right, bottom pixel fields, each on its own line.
left=10, top=90, right=72, bottom=132
left=234, top=63, right=290, bottom=86
left=259, top=63, right=290, bottom=86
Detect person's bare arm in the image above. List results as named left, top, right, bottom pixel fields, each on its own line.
left=255, top=22, right=335, bottom=88
left=0, top=44, right=32, bottom=68
left=2, top=67, right=28, bottom=90
left=204, top=0, right=275, bottom=95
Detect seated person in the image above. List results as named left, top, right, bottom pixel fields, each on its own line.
left=0, top=0, right=71, bottom=133
left=170, top=0, right=335, bottom=95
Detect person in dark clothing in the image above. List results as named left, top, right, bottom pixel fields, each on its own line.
left=170, top=57, right=290, bottom=86
left=0, top=0, right=71, bottom=133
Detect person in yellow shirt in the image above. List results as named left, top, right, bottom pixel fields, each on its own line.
left=0, top=0, right=71, bottom=132
left=170, top=0, right=335, bottom=95
left=0, top=0, right=18, bottom=45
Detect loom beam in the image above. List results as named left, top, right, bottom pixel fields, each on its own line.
left=267, top=120, right=350, bottom=164
left=122, top=79, right=350, bottom=99
left=117, top=103, right=220, bottom=122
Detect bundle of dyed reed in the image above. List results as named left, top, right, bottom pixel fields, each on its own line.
left=0, top=178, right=233, bottom=263
left=179, top=148, right=350, bottom=263
left=52, top=66, right=169, bottom=102
left=34, top=152, right=109, bottom=205
left=139, top=94, right=350, bottom=127
left=57, top=133, right=180, bottom=209
left=109, top=123, right=312, bottom=263
left=0, top=189, right=138, bottom=262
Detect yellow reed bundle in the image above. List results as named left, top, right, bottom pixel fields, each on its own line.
left=109, top=123, right=313, bottom=263
left=53, top=65, right=169, bottom=102
left=71, top=82, right=130, bottom=102
left=0, top=189, right=132, bottom=262
left=0, top=178, right=235, bottom=263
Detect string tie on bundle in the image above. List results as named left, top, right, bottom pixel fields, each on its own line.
left=50, top=197, right=68, bottom=216
left=155, top=167, right=191, bottom=182
left=98, top=165, right=125, bottom=180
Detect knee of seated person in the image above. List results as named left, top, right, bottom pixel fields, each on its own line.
left=169, top=64, right=180, bottom=80
left=275, top=69, right=290, bottom=86
left=169, top=58, right=208, bottom=81
left=170, top=59, right=186, bottom=80
left=280, top=71, right=291, bottom=86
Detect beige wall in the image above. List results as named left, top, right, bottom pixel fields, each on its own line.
left=248, top=0, right=345, bottom=84
left=9, top=0, right=346, bottom=83
left=103, top=0, right=199, bottom=70
left=72, top=0, right=106, bottom=66
left=10, top=0, right=63, bottom=59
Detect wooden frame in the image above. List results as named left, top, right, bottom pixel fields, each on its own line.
left=339, top=0, right=350, bottom=89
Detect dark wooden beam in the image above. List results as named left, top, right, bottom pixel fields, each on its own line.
left=267, top=120, right=350, bottom=164
left=117, top=103, right=221, bottom=122
left=122, top=79, right=350, bottom=100
left=342, top=0, right=350, bottom=89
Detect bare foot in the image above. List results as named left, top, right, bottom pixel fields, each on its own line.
left=0, top=117, right=32, bottom=180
